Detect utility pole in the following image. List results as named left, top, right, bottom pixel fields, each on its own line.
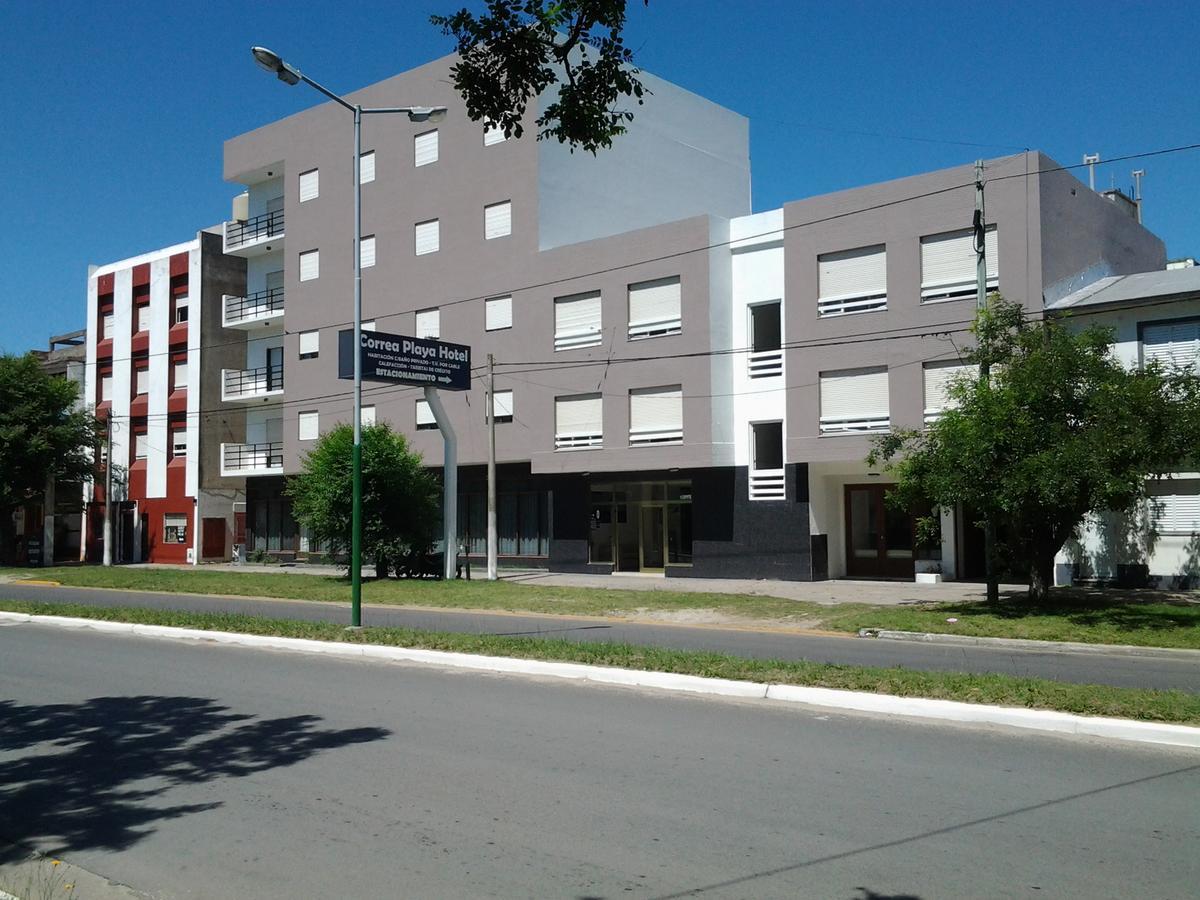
left=102, top=414, right=113, bottom=567
left=975, top=160, right=999, bottom=605
left=486, top=353, right=498, bottom=581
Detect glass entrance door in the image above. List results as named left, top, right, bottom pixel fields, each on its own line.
left=844, top=484, right=915, bottom=578
left=640, top=504, right=665, bottom=572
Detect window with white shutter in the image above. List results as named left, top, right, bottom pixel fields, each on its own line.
left=415, top=219, right=439, bottom=255
left=299, top=330, right=319, bottom=359
left=135, top=368, right=149, bottom=395
left=491, top=390, right=513, bottom=423
left=102, top=313, right=115, bottom=340
left=485, top=295, right=513, bottom=331
left=414, top=130, right=439, bottom=167
left=484, top=125, right=507, bottom=146
left=359, top=150, right=375, bottom=184
left=818, top=245, right=887, bottom=317
left=629, top=386, right=683, bottom=446
left=555, top=394, right=603, bottom=449
left=415, top=308, right=440, bottom=339
left=172, top=360, right=188, bottom=391
left=1143, top=319, right=1200, bottom=372
left=299, top=249, right=320, bottom=282
left=135, top=433, right=149, bottom=459
left=554, top=291, right=602, bottom=351
left=485, top=201, right=512, bottom=239
left=1149, top=481, right=1200, bottom=534
left=416, top=400, right=437, bottom=430
left=298, top=410, right=319, bottom=441
left=361, top=405, right=376, bottom=427
left=136, top=305, right=151, bottom=332
left=923, top=361, right=975, bottom=423
left=101, top=375, right=113, bottom=402
left=298, top=169, right=319, bottom=203
left=360, top=234, right=376, bottom=268
left=171, top=429, right=188, bottom=457
left=921, top=226, right=998, bottom=302
left=820, top=367, right=890, bottom=433
left=628, top=276, right=681, bottom=339
left=174, top=294, right=189, bottom=325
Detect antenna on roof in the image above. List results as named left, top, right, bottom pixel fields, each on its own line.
left=1083, top=153, right=1101, bottom=191
left=1131, top=169, right=1145, bottom=224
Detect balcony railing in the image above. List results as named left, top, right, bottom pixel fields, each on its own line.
left=749, top=468, right=786, bottom=501
left=224, top=287, right=285, bottom=327
left=221, top=441, right=283, bottom=476
left=748, top=349, right=784, bottom=379
left=224, top=210, right=285, bottom=252
left=222, top=364, right=284, bottom=402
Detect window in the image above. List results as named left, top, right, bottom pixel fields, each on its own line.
left=100, top=374, right=113, bottom=402
left=921, top=226, right=998, bottom=302
left=415, top=308, right=440, bottom=339
left=748, top=301, right=783, bottom=378
left=101, top=313, right=115, bottom=340
left=416, top=399, right=437, bottom=430
left=555, top=394, right=603, bottom=449
left=554, top=290, right=602, bottom=351
left=359, top=150, right=375, bottom=184
left=923, top=361, right=975, bottom=423
left=415, top=219, right=440, bottom=255
left=749, top=421, right=785, bottom=500
left=174, top=294, right=189, bottom=324
left=163, top=514, right=188, bottom=544
left=818, top=245, right=887, bottom=317
left=298, top=410, right=319, bottom=441
left=485, top=201, right=512, bottom=239
left=172, top=360, right=188, bottom=391
left=628, top=276, right=682, bottom=339
left=1149, top=483, right=1200, bottom=534
left=298, top=168, right=319, bottom=203
left=414, top=129, right=439, bottom=167
left=299, top=249, right=320, bottom=282
left=360, top=234, right=376, bottom=268
left=1143, top=319, right=1200, bottom=372
left=171, top=429, right=188, bottom=458
left=361, top=405, right=376, bottom=427
left=485, top=295, right=513, bottom=331
left=491, top=390, right=513, bottom=423
left=299, top=330, right=319, bottom=359
left=629, top=386, right=683, bottom=446
left=820, top=367, right=890, bottom=433
left=136, top=304, right=151, bottom=332
left=135, top=368, right=150, bottom=395
left=484, top=124, right=507, bottom=146
left=134, top=433, right=149, bottom=459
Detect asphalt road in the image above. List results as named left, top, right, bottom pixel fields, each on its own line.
left=1, top=623, right=1197, bottom=899
left=3, top=582, right=1199, bottom=692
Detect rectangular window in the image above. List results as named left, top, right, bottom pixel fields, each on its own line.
left=555, top=394, right=603, bottom=450
left=485, top=200, right=512, bottom=239
left=484, top=125, right=507, bottom=146
left=102, top=313, right=115, bottom=340
left=749, top=421, right=785, bottom=500
left=136, top=305, right=151, bottom=332
left=298, top=168, right=319, bottom=203
left=163, top=514, right=188, bottom=544
left=359, top=150, right=375, bottom=184
left=135, top=368, right=150, bottom=395
left=485, top=295, right=513, bottom=331
left=416, top=399, right=437, bottom=430
left=361, top=405, right=376, bottom=427
left=415, top=219, right=440, bottom=255
left=135, top=433, right=149, bottom=459
left=820, top=366, right=890, bottom=433
left=415, top=308, right=440, bottom=339
left=299, top=249, right=320, bottom=282
left=172, top=360, right=188, bottom=390
left=1149, top=483, right=1200, bottom=534
left=100, top=374, right=113, bottom=402
left=818, top=245, right=887, bottom=317
left=174, top=294, right=189, bottom=324
left=748, top=301, right=783, bottom=379
left=171, top=429, right=188, bottom=457
left=921, top=226, right=998, bottom=302
left=629, top=386, right=683, bottom=446
left=414, top=130, right=439, bottom=167
left=298, top=410, right=319, bottom=441
left=491, top=389, right=513, bottom=423
left=360, top=234, right=376, bottom=268
left=554, top=290, right=602, bottom=351
left=628, top=276, right=682, bottom=339
left=923, top=360, right=976, bottom=423
left=299, top=330, right=319, bottom=359
left=1143, top=319, right=1200, bottom=372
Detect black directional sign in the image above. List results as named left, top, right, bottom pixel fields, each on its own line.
left=338, top=328, right=471, bottom=391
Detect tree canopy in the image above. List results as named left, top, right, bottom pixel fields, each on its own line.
left=868, top=298, right=1200, bottom=600
left=432, top=0, right=648, bottom=154
left=286, top=422, right=440, bottom=576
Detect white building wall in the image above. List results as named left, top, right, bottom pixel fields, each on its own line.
left=109, top=269, right=133, bottom=493
left=247, top=177, right=284, bottom=219
left=246, top=251, right=284, bottom=295
left=83, top=271, right=99, bottom=504
left=186, top=246, right=202, bottom=499
left=146, top=257, right=171, bottom=498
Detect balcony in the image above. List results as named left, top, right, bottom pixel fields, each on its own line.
left=221, top=441, right=283, bottom=477
left=224, top=287, right=285, bottom=330
left=223, top=210, right=285, bottom=257
left=222, top=365, right=284, bottom=403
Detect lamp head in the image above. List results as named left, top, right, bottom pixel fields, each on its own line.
left=408, top=106, right=448, bottom=123
left=251, top=46, right=300, bottom=85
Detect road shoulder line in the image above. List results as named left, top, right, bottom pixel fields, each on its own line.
left=858, top=628, right=1200, bottom=660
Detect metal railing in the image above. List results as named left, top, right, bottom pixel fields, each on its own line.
left=223, top=364, right=284, bottom=400
left=222, top=441, right=283, bottom=474
left=748, top=349, right=784, bottom=379
left=749, top=468, right=786, bottom=501
left=225, top=210, right=285, bottom=250
left=224, top=287, right=285, bottom=325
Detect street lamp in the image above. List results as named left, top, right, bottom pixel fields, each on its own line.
left=251, top=46, right=447, bottom=628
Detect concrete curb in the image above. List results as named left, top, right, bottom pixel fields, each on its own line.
left=5, top=611, right=1199, bottom=750
left=857, top=628, right=1200, bottom=661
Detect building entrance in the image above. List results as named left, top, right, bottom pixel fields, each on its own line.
left=589, top=481, right=692, bottom=573
left=844, top=484, right=915, bottom=578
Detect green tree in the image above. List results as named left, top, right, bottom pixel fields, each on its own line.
left=432, top=0, right=648, bottom=153
left=286, top=422, right=440, bottom=577
left=868, top=298, right=1200, bottom=602
left=0, top=354, right=99, bottom=564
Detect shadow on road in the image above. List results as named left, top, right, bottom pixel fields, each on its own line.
left=0, top=695, right=390, bottom=863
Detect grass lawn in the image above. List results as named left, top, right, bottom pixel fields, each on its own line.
left=2, top=598, right=1197, bottom=725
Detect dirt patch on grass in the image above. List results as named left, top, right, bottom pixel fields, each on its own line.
left=625, top=607, right=825, bottom=630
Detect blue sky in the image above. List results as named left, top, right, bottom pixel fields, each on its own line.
left=1, top=0, right=1197, bottom=353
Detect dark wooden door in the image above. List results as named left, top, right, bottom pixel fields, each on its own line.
left=202, top=517, right=226, bottom=559
left=844, top=484, right=915, bottom=578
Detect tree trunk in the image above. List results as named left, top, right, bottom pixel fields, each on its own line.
left=374, top=557, right=389, bottom=580
left=1028, top=550, right=1055, bottom=603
